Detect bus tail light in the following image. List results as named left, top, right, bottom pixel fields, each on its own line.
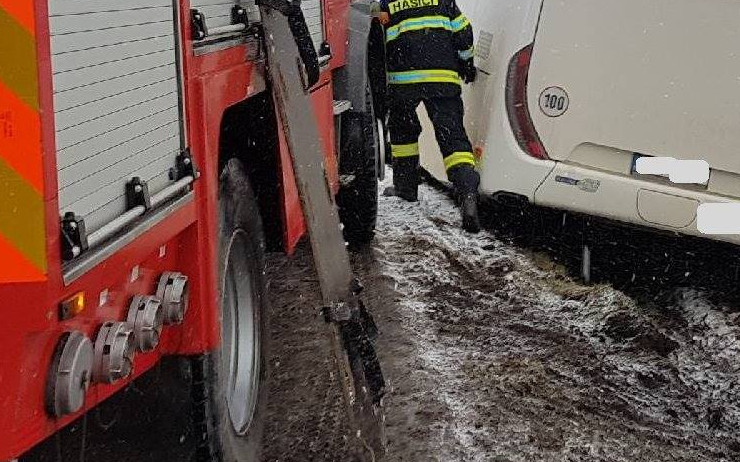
left=505, top=44, right=549, bottom=160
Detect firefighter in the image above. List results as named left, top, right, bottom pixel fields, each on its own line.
left=379, top=0, right=480, bottom=233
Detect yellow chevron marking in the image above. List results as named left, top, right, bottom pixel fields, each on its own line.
left=0, top=156, right=46, bottom=272
left=0, top=6, right=39, bottom=110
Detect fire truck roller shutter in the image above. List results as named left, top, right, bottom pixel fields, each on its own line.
left=189, top=0, right=260, bottom=30
left=189, top=0, right=321, bottom=49
left=49, top=0, right=185, bottom=234
left=0, top=0, right=47, bottom=282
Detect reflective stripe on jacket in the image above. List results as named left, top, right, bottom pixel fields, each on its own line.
left=381, top=0, right=474, bottom=97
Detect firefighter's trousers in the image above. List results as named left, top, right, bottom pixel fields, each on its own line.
left=388, top=95, right=480, bottom=196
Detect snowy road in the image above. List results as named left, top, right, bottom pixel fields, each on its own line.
left=38, top=173, right=740, bottom=461
left=263, top=173, right=740, bottom=461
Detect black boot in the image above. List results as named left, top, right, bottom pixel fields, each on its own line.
left=460, top=193, right=480, bottom=233
left=383, top=185, right=418, bottom=202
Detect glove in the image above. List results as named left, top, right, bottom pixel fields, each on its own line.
left=459, top=58, right=477, bottom=84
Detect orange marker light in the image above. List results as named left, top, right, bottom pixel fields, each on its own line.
left=59, top=292, right=85, bottom=321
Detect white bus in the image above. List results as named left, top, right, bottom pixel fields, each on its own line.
left=421, top=0, right=740, bottom=247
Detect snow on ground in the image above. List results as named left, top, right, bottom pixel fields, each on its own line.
left=371, top=172, right=740, bottom=461
left=259, top=169, right=740, bottom=462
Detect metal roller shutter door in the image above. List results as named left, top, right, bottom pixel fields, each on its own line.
left=189, top=0, right=260, bottom=30
left=189, top=0, right=323, bottom=53
left=49, top=0, right=185, bottom=233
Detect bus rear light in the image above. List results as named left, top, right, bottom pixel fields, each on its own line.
left=505, top=44, right=549, bottom=160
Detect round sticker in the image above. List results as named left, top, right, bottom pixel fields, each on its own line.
left=539, top=87, right=569, bottom=117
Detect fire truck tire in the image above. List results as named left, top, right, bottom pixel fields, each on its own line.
left=192, top=159, right=271, bottom=462
left=337, top=109, right=380, bottom=247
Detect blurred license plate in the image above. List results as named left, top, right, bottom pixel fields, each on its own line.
left=630, top=153, right=709, bottom=187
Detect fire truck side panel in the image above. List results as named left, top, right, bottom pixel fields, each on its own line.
left=1, top=0, right=238, bottom=457
left=37, top=0, right=64, bottom=290
left=278, top=80, right=340, bottom=254
left=0, top=204, right=198, bottom=459
left=0, top=0, right=52, bottom=284
left=0, top=0, right=63, bottom=456
left=278, top=117, right=306, bottom=253
left=0, top=0, right=353, bottom=458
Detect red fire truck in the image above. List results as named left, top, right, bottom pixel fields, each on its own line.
left=0, top=0, right=386, bottom=459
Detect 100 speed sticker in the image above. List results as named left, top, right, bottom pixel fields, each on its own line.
left=539, top=86, right=569, bottom=117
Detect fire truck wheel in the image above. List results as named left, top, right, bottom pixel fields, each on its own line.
left=192, top=158, right=271, bottom=462
left=337, top=109, right=380, bottom=247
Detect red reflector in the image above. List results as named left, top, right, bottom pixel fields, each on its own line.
left=505, top=44, right=549, bottom=160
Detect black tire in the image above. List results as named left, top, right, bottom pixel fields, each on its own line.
left=192, top=158, right=271, bottom=462
left=337, top=108, right=380, bottom=247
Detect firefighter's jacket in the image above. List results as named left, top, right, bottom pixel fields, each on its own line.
left=380, top=0, right=475, bottom=99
